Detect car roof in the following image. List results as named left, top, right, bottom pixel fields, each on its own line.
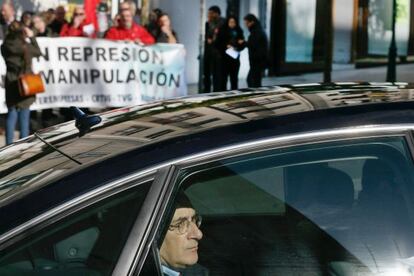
left=1, top=82, right=414, bottom=234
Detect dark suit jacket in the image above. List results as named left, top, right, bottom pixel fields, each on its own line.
left=247, top=23, right=268, bottom=68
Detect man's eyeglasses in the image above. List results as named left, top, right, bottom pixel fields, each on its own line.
left=169, top=214, right=202, bottom=235
left=74, top=13, right=84, bottom=16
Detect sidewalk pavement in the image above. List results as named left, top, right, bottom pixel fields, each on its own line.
left=1, top=63, right=414, bottom=148
left=187, top=63, right=414, bottom=94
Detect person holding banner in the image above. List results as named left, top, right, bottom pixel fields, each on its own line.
left=104, top=8, right=154, bottom=44
left=155, top=13, right=178, bottom=44
left=1, top=21, right=42, bottom=145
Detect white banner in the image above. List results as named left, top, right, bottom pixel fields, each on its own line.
left=0, top=37, right=187, bottom=113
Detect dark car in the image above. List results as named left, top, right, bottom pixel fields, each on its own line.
left=1, top=83, right=414, bottom=275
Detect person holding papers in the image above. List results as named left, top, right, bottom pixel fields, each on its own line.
left=60, top=6, right=95, bottom=38
left=216, top=15, right=245, bottom=90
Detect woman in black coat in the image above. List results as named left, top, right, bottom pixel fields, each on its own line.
left=216, top=15, right=245, bottom=90
left=1, top=21, right=42, bottom=144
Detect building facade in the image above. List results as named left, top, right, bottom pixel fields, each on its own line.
left=9, top=0, right=414, bottom=86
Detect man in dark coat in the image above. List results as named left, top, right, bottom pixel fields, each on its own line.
left=203, top=6, right=225, bottom=92
left=48, top=6, right=67, bottom=36
left=244, top=14, right=268, bottom=88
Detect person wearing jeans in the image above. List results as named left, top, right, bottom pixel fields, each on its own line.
left=1, top=20, right=42, bottom=145
left=5, top=107, right=30, bottom=145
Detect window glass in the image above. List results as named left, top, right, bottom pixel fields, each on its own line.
left=368, top=0, right=410, bottom=55
left=161, top=137, right=414, bottom=275
left=0, top=181, right=151, bottom=276
left=285, top=0, right=317, bottom=62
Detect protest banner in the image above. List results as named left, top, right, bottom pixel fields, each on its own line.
left=0, top=37, right=187, bottom=113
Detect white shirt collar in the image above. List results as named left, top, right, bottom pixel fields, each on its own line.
left=162, top=265, right=181, bottom=276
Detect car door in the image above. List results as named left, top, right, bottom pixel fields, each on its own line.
left=139, top=127, right=414, bottom=275
left=0, top=168, right=163, bottom=276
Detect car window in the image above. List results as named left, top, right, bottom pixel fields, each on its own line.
left=156, top=136, right=414, bottom=275
left=0, top=180, right=151, bottom=276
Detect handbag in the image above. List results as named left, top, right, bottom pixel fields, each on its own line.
left=18, top=41, right=45, bottom=97
left=18, top=73, right=45, bottom=97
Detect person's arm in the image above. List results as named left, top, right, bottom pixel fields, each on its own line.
left=59, top=23, right=69, bottom=36
left=214, top=25, right=227, bottom=52
left=27, top=37, right=42, bottom=58
left=257, top=31, right=268, bottom=67
left=23, top=27, right=42, bottom=58
left=235, top=27, right=246, bottom=51
left=160, top=26, right=177, bottom=44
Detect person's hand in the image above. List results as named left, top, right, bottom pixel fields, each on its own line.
left=23, top=27, right=34, bottom=38
left=73, top=15, right=84, bottom=28
left=161, top=25, right=172, bottom=36
left=237, top=39, right=244, bottom=44
left=134, top=38, right=144, bottom=45
left=82, top=23, right=95, bottom=37
left=207, top=38, right=212, bottom=44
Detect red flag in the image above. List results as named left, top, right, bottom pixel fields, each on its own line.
left=84, top=0, right=100, bottom=29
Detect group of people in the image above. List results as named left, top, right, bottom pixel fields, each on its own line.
left=203, top=6, right=269, bottom=92
left=0, top=1, right=178, bottom=43
left=0, top=1, right=178, bottom=145
left=0, top=1, right=268, bottom=145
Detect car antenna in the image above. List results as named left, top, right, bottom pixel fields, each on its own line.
left=34, top=133, right=82, bottom=165
left=71, top=106, right=102, bottom=137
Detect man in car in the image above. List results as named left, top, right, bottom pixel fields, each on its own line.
left=104, top=7, right=154, bottom=44
left=159, top=193, right=203, bottom=275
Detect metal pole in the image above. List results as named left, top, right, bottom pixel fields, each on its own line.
left=111, top=0, right=119, bottom=20
left=323, top=0, right=333, bottom=83
left=386, top=0, right=397, bottom=82
left=198, top=0, right=206, bottom=92
left=141, top=0, right=149, bottom=25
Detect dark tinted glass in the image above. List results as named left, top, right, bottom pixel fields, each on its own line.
left=0, top=181, right=151, bottom=276
left=174, top=137, right=414, bottom=275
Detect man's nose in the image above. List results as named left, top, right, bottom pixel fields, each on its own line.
left=188, top=222, right=203, bottom=240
